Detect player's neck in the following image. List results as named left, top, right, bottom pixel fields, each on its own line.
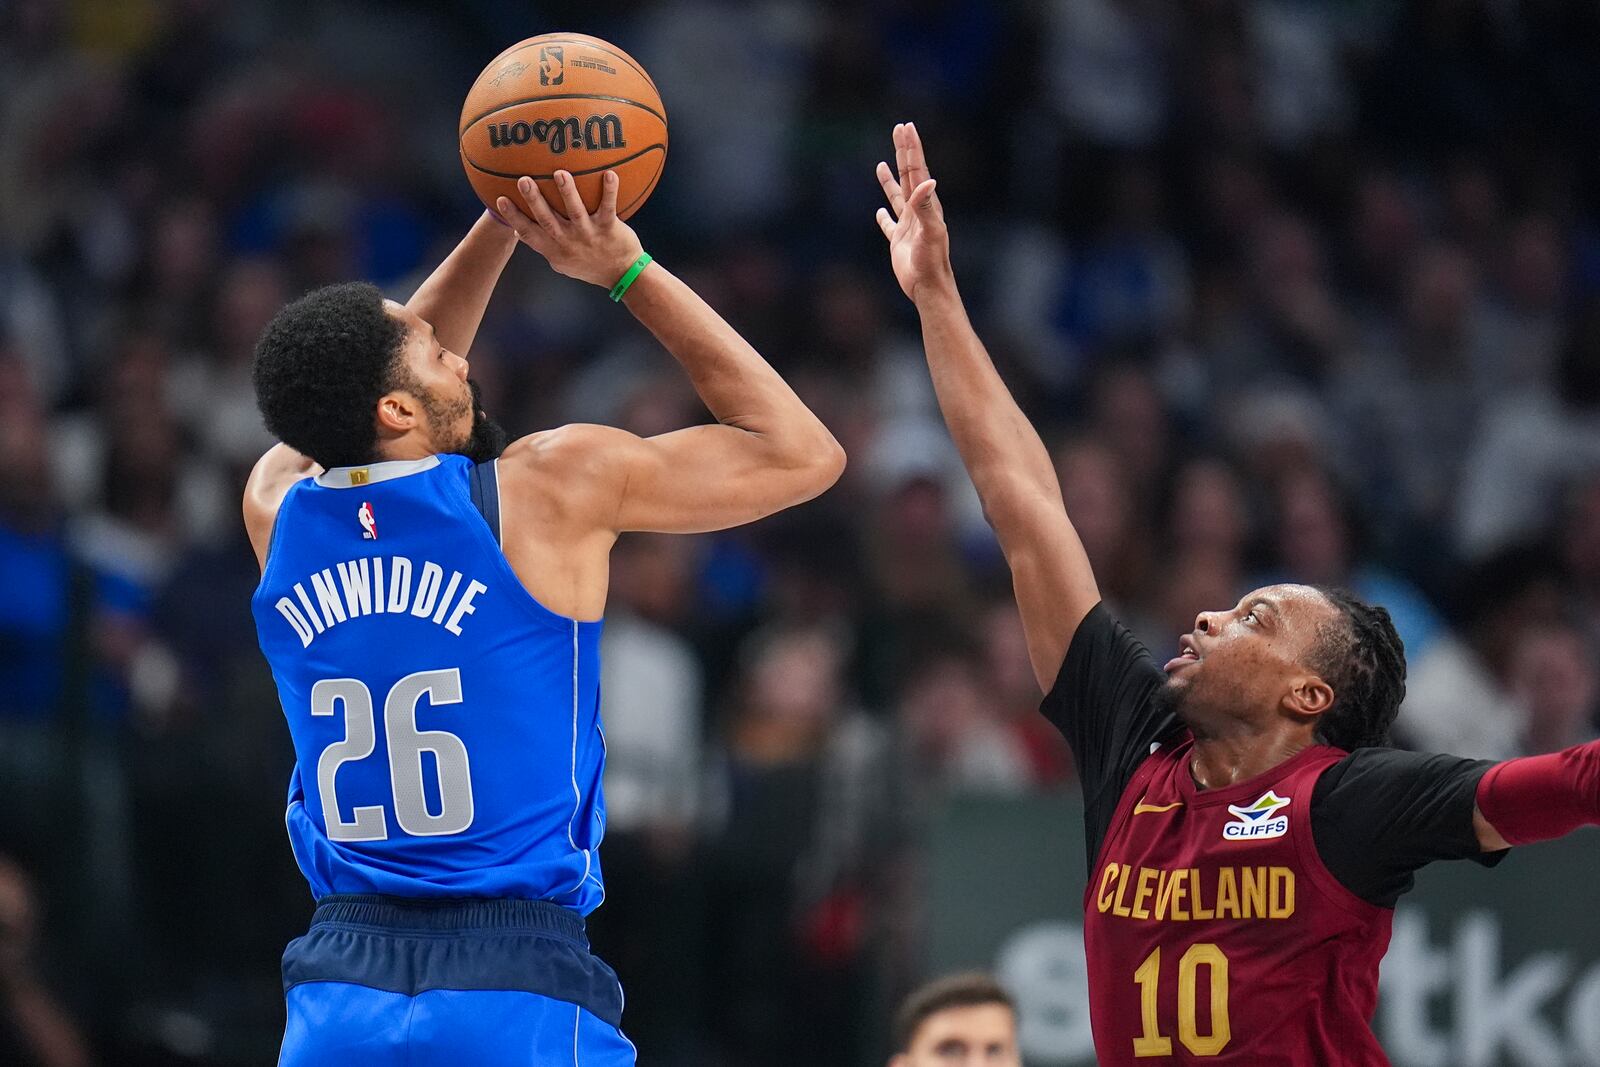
left=1187, top=732, right=1315, bottom=792
left=372, top=435, right=440, bottom=464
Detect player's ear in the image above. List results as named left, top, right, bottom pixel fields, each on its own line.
left=375, top=389, right=418, bottom=435
left=1285, top=674, right=1335, bottom=718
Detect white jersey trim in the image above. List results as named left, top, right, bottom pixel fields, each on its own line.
left=316, top=455, right=441, bottom=488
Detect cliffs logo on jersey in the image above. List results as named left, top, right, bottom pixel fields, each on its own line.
left=358, top=501, right=378, bottom=540
left=1224, top=790, right=1291, bottom=840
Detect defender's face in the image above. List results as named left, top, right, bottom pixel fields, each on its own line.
left=1162, top=584, right=1338, bottom=727
left=893, top=1004, right=1020, bottom=1067
left=384, top=301, right=475, bottom=453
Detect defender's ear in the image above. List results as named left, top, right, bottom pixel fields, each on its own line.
left=1285, top=675, right=1335, bottom=719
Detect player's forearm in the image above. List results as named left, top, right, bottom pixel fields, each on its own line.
left=1475, top=738, right=1600, bottom=847
left=405, top=213, right=518, bottom=356
left=621, top=263, right=844, bottom=474
left=913, top=279, right=1064, bottom=539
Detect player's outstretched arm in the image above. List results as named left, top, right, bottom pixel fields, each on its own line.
left=405, top=211, right=518, bottom=357
left=876, top=123, right=1097, bottom=690
left=1472, top=737, right=1600, bottom=852
left=494, top=170, right=845, bottom=533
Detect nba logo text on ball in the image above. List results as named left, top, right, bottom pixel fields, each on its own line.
left=358, top=501, right=378, bottom=540
left=1223, top=790, right=1291, bottom=841
left=487, top=116, right=625, bottom=155
left=539, top=45, right=564, bottom=86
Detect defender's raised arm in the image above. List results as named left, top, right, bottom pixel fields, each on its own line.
left=875, top=123, right=1095, bottom=689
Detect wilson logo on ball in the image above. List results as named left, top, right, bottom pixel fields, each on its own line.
left=486, top=115, right=625, bottom=155
left=539, top=45, right=564, bottom=85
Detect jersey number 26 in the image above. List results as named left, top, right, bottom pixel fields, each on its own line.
left=310, top=668, right=476, bottom=841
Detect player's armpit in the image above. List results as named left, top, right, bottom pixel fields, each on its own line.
left=508, top=421, right=844, bottom=536
left=243, top=444, right=322, bottom=569
left=1473, top=739, right=1600, bottom=850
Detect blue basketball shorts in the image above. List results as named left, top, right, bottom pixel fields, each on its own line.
left=278, top=895, right=635, bottom=1067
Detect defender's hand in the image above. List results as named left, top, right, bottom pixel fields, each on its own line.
left=875, top=122, right=953, bottom=303
left=494, top=171, right=644, bottom=289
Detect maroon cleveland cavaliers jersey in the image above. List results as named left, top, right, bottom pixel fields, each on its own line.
left=1085, top=737, right=1390, bottom=1064
left=1043, top=604, right=1505, bottom=1066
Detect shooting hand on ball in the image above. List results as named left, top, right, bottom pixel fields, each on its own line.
left=494, top=170, right=644, bottom=289
left=876, top=122, right=953, bottom=304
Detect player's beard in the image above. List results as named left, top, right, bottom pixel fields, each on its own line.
left=459, top=380, right=508, bottom=463
left=418, top=378, right=507, bottom=464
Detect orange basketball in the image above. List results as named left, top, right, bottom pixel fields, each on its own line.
left=459, top=33, right=667, bottom=221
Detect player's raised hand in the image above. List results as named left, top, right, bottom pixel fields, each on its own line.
left=493, top=170, right=645, bottom=289
left=876, top=122, right=952, bottom=303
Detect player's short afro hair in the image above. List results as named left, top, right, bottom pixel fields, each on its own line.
left=1308, top=587, right=1407, bottom=752
left=253, top=282, right=408, bottom=469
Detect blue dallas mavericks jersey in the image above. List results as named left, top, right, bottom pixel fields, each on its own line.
left=250, top=454, right=606, bottom=912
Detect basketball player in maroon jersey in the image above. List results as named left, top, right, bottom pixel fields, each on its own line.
left=875, top=123, right=1600, bottom=1065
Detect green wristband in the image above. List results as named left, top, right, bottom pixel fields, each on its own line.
left=609, top=252, right=654, bottom=302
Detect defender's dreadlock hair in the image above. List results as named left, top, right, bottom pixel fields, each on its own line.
left=1307, top=587, right=1407, bottom=751
left=253, top=282, right=408, bottom=469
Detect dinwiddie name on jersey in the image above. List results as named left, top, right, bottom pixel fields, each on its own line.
left=273, top=555, right=488, bottom=647
left=1094, top=862, right=1296, bottom=922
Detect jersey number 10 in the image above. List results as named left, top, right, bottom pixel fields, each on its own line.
left=1134, top=943, right=1230, bottom=1057
left=311, top=668, right=477, bottom=841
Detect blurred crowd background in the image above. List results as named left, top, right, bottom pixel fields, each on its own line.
left=4, top=0, right=1600, bottom=1064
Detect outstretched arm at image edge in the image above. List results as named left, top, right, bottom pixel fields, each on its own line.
left=1474, top=738, right=1600, bottom=851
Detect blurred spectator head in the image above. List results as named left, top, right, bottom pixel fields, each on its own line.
left=1350, top=168, right=1422, bottom=301
left=1225, top=386, right=1335, bottom=486
left=1499, top=214, right=1565, bottom=315
left=212, top=257, right=290, bottom=365
left=1401, top=243, right=1479, bottom=359
left=1089, top=361, right=1170, bottom=493
left=1451, top=545, right=1565, bottom=678
left=895, top=633, right=988, bottom=764
left=0, top=353, right=54, bottom=530
left=980, top=596, right=1036, bottom=713
left=1560, top=473, right=1600, bottom=592
left=102, top=408, right=182, bottom=538
left=610, top=533, right=696, bottom=626
left=1054, top=435, right=1136, bottom=585
left=730, top=624, right=848, bottom=757
left=1507, top=619, right=1599, bottom=754
left=1270, top=465, right=1364, bottom=587
left=1554, top=298, right=1600, bottom=412
left=890, top=971, right=1018, bottom=1067
left=1166, top=456, right=1249, bottom=561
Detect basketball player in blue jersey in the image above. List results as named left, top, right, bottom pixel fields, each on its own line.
left=243, top=169, right=845, bottom=1066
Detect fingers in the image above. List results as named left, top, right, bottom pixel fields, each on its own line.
left=875, top=207, right=896, bottom=240
left=553, top=170, right=587, bottom=220
left=876, top=160, right=906, bottom=219
left=908, top=177, right=938, bottom=213
left=518, top=176, right=560, bottom=230
left=496, top=194, right=551, bottom=253
left=596, top=170, right=619, bottom=224
left=902, top=121, right=930, bottom=188
left=894, top=123, right=911, bottom=199
left=495, top=195, right=534, bottom=235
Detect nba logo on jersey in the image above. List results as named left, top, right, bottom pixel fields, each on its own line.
left=1224, top=790, right=1291, bottom=840
left=358, top=501, right=378, bottom=540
